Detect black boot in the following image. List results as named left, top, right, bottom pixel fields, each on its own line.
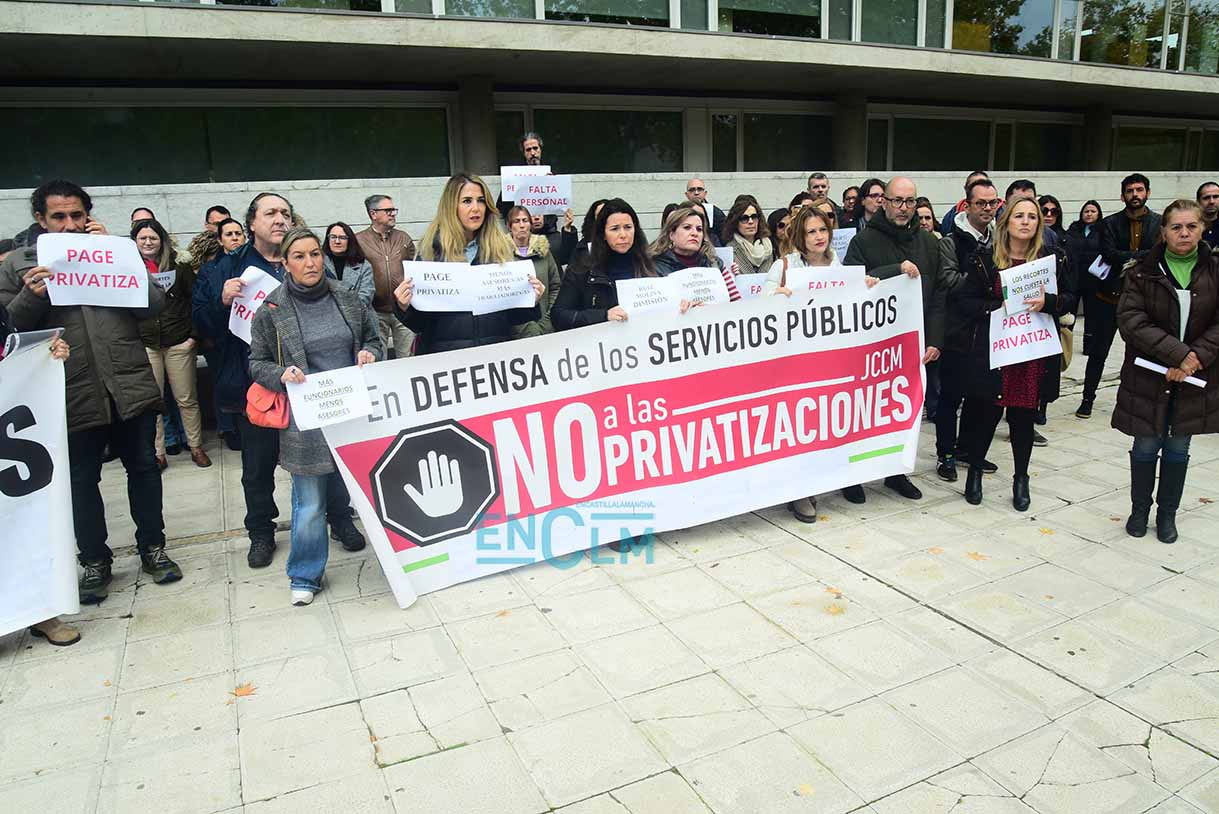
left=964, top=466, right=984, bottom=505
left=1155, top=457, right=1189, bottom=544
left=1126, top=453, right=1156, bottom=538
left=1012, top=475, right=1030, bottom=512
left=140, top=546, right=183, bottom=584
left=330, top=517, right=366, bottom=552
left=79, top=560, right=113, bottom=605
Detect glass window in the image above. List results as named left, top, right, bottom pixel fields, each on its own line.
left=1014, top=122, right=1081, bottom=170
left=1056, top=0, right=1081, bottom=59
left=893, top=118, right=989, bottom=170
left=681, top=0, right=708, bottom=29
left=446, top=0, right=534, bottom=17
left=1185, top=0, right=1219, bottom=73
left=867, top=118, right=889, bottom=171
left=1080, top=0, right=1167, bottom=69
left=396, top=0, right=432, bottom=10
left=741, top=114, right=832, bottom=171
left=0, top=106, right=450, bottom=188
left=861, top=0, right=918, bottom=45
left=952, top=0, right=1056, bottom=57
left=495, top=110, right=527, bottom=169
left=1201, top=130, right=1219, bottom=169
left=925, top=0, right=947, bottom=47
left=546, top=0, right=668, bottom=27
left=532, top=109, right=683, bottom=173
left=718, top=0, right=821, bottom=38
left=1112, top=126, right=1187, bottom=171
left=827, top=0, right=852, bottom=39
left=218, top=0, right=380, bottom=8
left=712, top=113, right=738, bottom=172
left=994, top=122, right=1013, bottom=171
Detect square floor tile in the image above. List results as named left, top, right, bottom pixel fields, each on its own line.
left=508, top=704, right=666, bottom=807
left=608, top=771, right=713, bottom=814
left=965, top=650, right=1092, bottom=719
left=383, top=736, right=547, bottom=814
left=99, top=730, right=241, bottom=814
left=408, top=670, right=501, bottom=749
left=699, top=549, right=813, bottom=598
left=888, top=607, right=993, bottom=662
left=990, top=562, right=1125, bottom=617
left=347, top=627, right=465, bottom=697
left=748, top=581, right=878, bottom=643
left=814, top=620, right=953, bottom=694
left=624, top=673, right=774, bottom=764
left=0, top=698, right=112, bottom=783
left=871, top=763, right=1035, bottom=814
left=1080, top=597, right=1217, bottom=662
left=622, top=566, right=739, bottom=621
left=1142, top=576, right=1219, bottom=630
left=935, top=586, right=1068, bottom=641
left=884, top=666, right=1048, bottom=756
left=788, top=697, right=961, bottom=800
left=332, top=594, right=440, bottom=642
left=576, top=625, right=708, bottom=698
left=719, top=645, right=870, bottom=728
left=1, top=647, right=120, bottom=712
left=234, top=648, right=357, bottom=723
left=475, top=649, right=609, bottom=732
left=0, top=767, right=100, bottom=814
left=426, top=572, right=530, bottom=622
left=246, top=772, right=394, bottom=814
left=666, top=603, right=795, bottom=668
left=234, top=604, right=339, bottom=668
left=1015, top=620, right=1162, bottom=695
left=446, top=606, right=565, bottom=670
left=1110, top=669, right=1219, bottom=754
left=110, top=673, right=236, bottom=757
left=541, top=585, right=656, bottom=645
left=119, top=625, right=232, bottom=692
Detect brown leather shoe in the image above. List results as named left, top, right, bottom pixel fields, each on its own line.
left=29, top=617, right=81, bottom=647
left=156, top=454, right=168, bottom=470
left=191, top=447, right=212, bottom=468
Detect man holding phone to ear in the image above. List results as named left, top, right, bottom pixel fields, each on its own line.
left=0, top=179, right=180, bottom=606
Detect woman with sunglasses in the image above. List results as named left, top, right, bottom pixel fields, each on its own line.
left=1038, top=195, right=1066, bottom=239
left=722, top=198, right=774, bottom=275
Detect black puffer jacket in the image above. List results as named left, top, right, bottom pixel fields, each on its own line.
left=1065, top=221, right=1103, bottom=297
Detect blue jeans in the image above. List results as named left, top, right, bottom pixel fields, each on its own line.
left=1132, top=434, right=1192, bottom=464
left=288, top=473, right=330, bottom=592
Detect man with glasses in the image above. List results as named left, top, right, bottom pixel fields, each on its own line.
left=684, top=177, right=726, bottom=244
left=840, top=186, right=859, bottom=227
left=1198, top=181, right=1218, bottom=249
left=939, top=170, right=990, bottom=236
left=934, top=178, right=1001, bottom=481
left=357, top=194, right=416, bottom=358
left=807, top=172, right=845, bottom=226
left=842, top=176, right=948, bottom=504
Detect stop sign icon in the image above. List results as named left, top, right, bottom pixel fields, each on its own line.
left=370, top=420, right=500, bottom=546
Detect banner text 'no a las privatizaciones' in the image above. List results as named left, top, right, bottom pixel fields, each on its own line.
left=323, top=275, right=926, bottom=608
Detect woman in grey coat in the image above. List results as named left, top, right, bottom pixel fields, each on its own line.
left=249, top=227, right=383, bottom=606
left=323, top=221, right=376, bottom=306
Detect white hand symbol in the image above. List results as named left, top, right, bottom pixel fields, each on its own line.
left=404, top=450, right=464, bottom=517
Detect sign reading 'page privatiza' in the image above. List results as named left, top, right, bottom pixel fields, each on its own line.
left=321, top=276, right=927, bottom=608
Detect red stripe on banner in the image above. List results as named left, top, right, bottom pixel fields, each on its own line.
left=335, top=330, right=922, bottom=552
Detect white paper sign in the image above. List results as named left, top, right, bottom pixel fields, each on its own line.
left=409, top=260, right=536, bottom=315
left=671, top=267, right=731, bottom=306
left=785, top=265, right=867, bottom=295
left=989, top=309, right=1061, bottom=369
left=616, top=277, right=681, bottom=316
left=735, top=272, right=768, bottom=299
left=38, top=233, right=148, bottom=308
left=832, top=227, right=857, bottom=257
left=1134, top=357, right=1206, bottom=388
left=1087, top=255, right=1111, bottom=281
left=0, top=339, right=79, bottom=636
left=500, top=165, right=551, bottom=203
left=287, top=366, right=374, bottom=430
left=515, top=175, right=572, bottom=217
left=1000, top=254, right=1058, bottom=315
left=152, top=268, right=176, bottom=291
left=228, top=266, right=281, bottom=345
left=714, top=247, right=734, bottom=270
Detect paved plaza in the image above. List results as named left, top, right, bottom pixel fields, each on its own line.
left=2, top=336, right=1218, bottom=814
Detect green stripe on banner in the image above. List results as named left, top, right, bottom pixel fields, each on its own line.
left=402, top=553, right=450, bottom=573
left=849, top=445, right=905, bottom=463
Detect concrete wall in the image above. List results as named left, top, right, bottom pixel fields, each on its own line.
left=3, top=171, right=1214, bottom=247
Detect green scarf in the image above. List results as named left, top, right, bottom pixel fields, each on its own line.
left=1165, top=247, right=1197, bottom=289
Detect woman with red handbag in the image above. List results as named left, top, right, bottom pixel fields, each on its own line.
left=248, top=228, right=383, bottom=606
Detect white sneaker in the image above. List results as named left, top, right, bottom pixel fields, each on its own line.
left=290, top=589, right=315, bottom=606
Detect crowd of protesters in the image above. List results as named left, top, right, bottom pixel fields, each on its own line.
left=3, top=130, right=1217, bottom=644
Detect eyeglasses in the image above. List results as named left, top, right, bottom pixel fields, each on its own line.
left=328, top=234, right=348, bottom=242
left=372, top=208, right=398, bottom=215
left=866, top=193, right=885, bottom=201
left=885, top=197, right=918, bottom=208
left=687, top=187, right=705, bottom=193
left=1041, top=207, right=1059, bottom=215
left=740, top=214, right=760, bottom=222
left=973, top=199, right=1001, bottom=209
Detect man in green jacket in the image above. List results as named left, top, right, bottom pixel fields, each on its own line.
left=842, top=176, right=949, bottom=505
left=0, top=180, right=181, bottom=605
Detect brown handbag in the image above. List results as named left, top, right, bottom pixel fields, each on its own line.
left=245, top=329, right=290, bottom=429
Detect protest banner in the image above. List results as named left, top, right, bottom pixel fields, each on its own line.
left=228, top=267, right=281, bottom=345
left=499, top=165, right=550, bottom=203
left=714, top=247, right=734, bottom=270
left=515, top=175, right=572, bottom=217
left=671, top=267, right=732, bottom=305
left=0, top=333, right=79, bottom=635
left=832, top=227, right=857, bottom=257
left=38, top=233, right=148, bottom=308
left=408, top=261, right=536, bottom=315
left=151, top=268, right=176, bottom=291
left=321, top=275, right=926, bottom=608
left=1000, top=254, right=1057, bottom=315
left=616, top=277, right=682, bottom=316
left=735, top=273, right=768, bottom=299
left=287, top=366, right=375, bottom=430
left=1087, top=255, right=1111, bottom=281
left=784, top=265, right=867, bottom=295
left=989, top=309, right=1060, bottom=368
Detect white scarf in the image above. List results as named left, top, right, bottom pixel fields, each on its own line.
left=733, top=234, right=774, bottom=271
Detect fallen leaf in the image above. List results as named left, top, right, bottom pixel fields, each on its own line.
left=1044, top=594, right=1055, bottom=600
left=824, top=586, right=843, bottom=598
left=102, top=715, right=111, bottom=721
left=796, top=783, right=816, bottom=797
left=966, top=551, right=990, bottom=561
left=1109, top=516, right=1123, bottom=522
left=230, top=682, right=257, bottom=698
left=103, top=680, right=112, bottom=687
left=818, top=515, right=830, bottom=522
left=927, top=547, right=945, bottom=555
left=1200, top=497, right=1213, bottom=504
left=825, top=603, right=846, bottom=616
left=1038, top=528, right=1055, bottom=535
left=494, top=610, right=511, bottom=618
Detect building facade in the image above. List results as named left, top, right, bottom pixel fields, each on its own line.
left=1, top=0, right=1217, bottom=235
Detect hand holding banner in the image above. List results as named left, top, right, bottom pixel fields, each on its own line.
left=38, top=233, right=148, bottom=308
left=1000, top=254, right=1057, bottom=315
left=228, top=267, right=281, bottom=345
left=286, top=366, right=374, bottom=430
left=409, top=260, right=537, bottom=315
left=500, top=165, right=550, bottom=203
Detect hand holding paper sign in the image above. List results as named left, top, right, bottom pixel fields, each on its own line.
left=21, top=266, right=52, bottom=298
left=1000, top=255, right=1057, bottom=315
left=38, top=233, right=149, bottom=308
left=228, top=267, right=281, bottom=345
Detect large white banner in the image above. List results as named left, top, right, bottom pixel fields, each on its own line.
left=322, top=276, right=927, bottom=608
left=0, top=334, right=79, bottom=635
left=38, top=233, right=148, bottom=308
